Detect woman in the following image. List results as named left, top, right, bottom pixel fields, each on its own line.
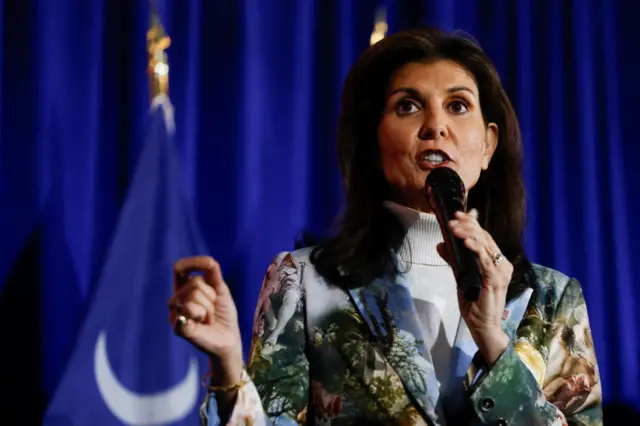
left=169, top=28, right=602, bottom=425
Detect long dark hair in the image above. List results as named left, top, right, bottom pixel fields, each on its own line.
left=310, top=27, right=533, bottom=299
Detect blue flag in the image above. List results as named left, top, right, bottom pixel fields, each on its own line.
left=44, top=94, right=209, bottom=426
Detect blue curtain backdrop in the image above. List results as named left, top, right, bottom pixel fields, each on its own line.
left=0, top=0, right=638, bottom=423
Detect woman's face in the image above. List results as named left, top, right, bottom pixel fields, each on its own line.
left=377, top=59, right=498, bottom=212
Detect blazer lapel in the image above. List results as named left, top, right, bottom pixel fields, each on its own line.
left=347, top=274, right=441, bottom=425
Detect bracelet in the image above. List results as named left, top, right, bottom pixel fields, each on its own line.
left=201, top=370, right=251, bottom=393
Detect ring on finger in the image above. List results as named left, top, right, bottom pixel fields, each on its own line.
left=492, top=252, right=505, bottom=267
left=176, top=315, right=189, bottom=329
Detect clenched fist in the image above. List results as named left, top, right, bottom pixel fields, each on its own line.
left=168, top=256, right=244, bottom=384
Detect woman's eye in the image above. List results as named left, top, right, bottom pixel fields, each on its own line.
left=396, top=100, right=420, bottom=115
left=448, top=100, right=469, bottom=114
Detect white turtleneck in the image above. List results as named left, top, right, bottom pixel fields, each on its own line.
left=383, top=200, right=461, bottom=405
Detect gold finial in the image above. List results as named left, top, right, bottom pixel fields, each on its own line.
left=147, top=1, right=171, bottom=99
left=370, top=7, right=388, bottom=46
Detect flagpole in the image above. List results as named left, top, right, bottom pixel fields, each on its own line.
left=370, top=6, right=388, bottom=46
left=147, top=0, right=171, bottom=101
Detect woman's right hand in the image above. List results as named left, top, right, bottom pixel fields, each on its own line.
left=168, top=256, right=244, bottom=382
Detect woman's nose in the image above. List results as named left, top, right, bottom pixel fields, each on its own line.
left=419, top=111, right=449, bottom=140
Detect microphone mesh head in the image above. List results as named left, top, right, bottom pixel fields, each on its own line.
left=425, top=167, right=466, bottom=212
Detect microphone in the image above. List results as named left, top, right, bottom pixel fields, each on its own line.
left=425, top=167, right=482, bottom=301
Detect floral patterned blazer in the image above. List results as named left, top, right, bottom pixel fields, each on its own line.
left=200, top=247, right=602, bottom=425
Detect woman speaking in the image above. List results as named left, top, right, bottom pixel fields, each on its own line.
left=168, top=28, right=602, bottom=425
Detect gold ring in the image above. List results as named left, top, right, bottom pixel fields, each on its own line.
left=176, top=315, right=189, bottom=328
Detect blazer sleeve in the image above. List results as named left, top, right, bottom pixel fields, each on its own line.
left=466, top=278, right=603, bottom=426
left=199, top=252, right=310, bottom=426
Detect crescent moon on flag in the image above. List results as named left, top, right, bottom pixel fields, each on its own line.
left=94, top=331, right=200, bottom=425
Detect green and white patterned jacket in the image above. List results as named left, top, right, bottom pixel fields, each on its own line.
left=201, top=247, right=602, bottom=425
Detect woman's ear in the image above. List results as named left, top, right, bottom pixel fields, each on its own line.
left=482, top=123, right=499, bottom=170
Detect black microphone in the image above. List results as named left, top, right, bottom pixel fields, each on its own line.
left=425, top=167, right=482, bottom=301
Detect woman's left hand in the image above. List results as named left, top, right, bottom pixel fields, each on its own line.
left=438, top=209, right=514, bottom=366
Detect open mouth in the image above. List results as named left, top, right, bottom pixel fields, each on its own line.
left=418, top=149, right=451, bottom=168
